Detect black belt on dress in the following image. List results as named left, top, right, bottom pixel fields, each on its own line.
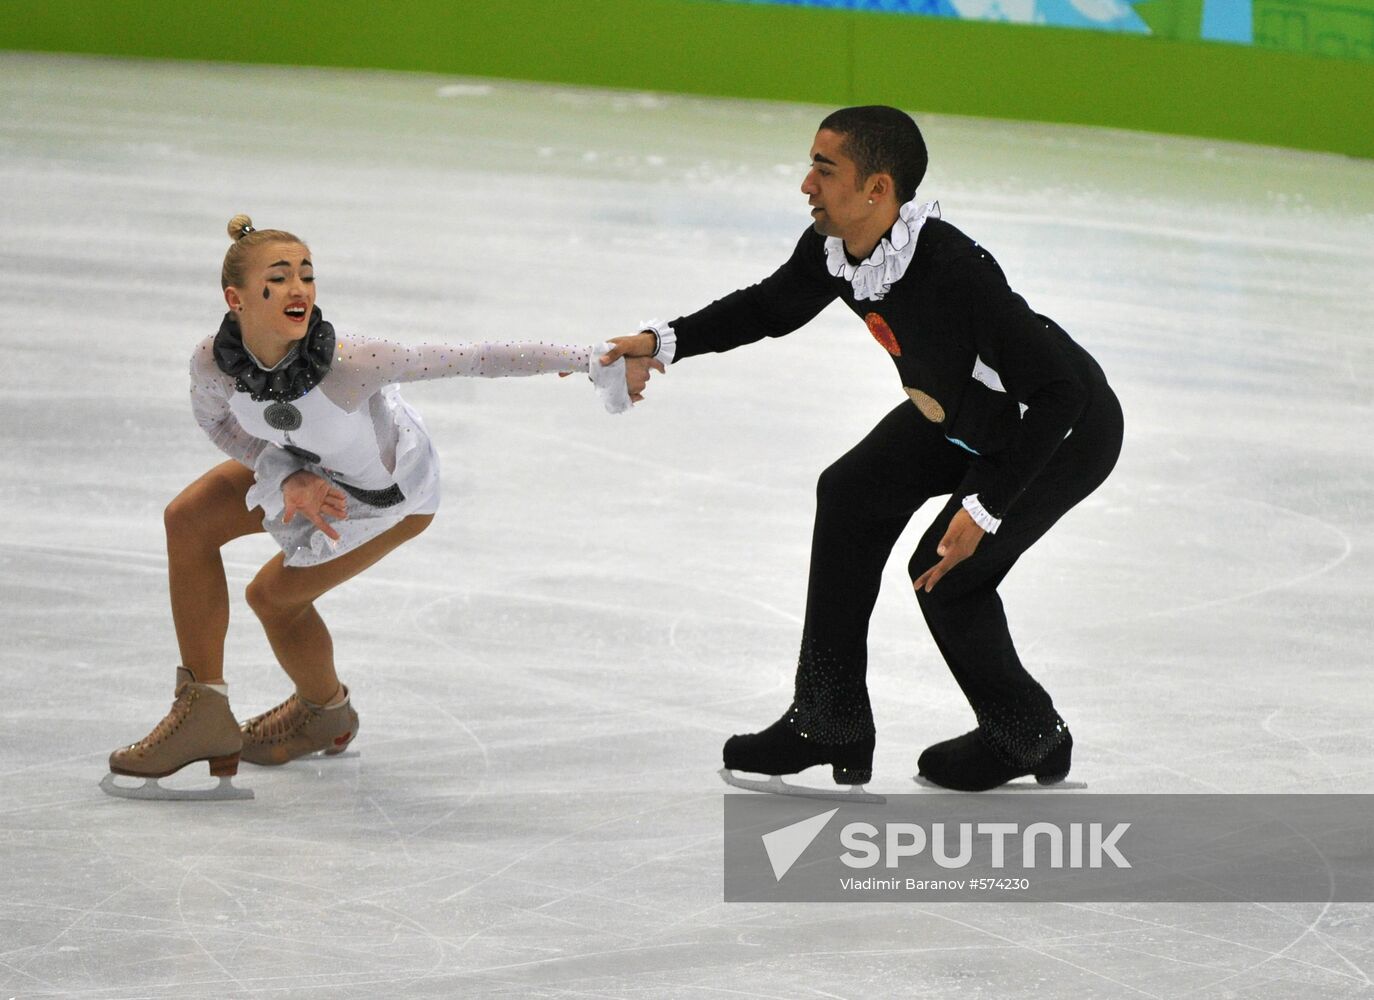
left=278, top=445, right=405, bottom=508
left=330, top=478, right=406, bottom=509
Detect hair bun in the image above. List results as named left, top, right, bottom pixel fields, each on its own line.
left=227, top=214, right=256, bottom=241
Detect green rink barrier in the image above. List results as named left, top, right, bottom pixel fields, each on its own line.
left=1, top=0, right=1370, bottom=158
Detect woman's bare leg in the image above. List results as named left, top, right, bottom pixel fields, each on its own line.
left=164, top=461, right=266, bottom=683
left=244, top=513, right=433, bottom=703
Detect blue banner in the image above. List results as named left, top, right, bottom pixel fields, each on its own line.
left=718, top=1, right=1274, bottom=46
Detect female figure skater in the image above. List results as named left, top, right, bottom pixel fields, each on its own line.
left=102, top=215, right=632, bottom=800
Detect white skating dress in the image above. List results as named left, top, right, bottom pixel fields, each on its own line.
left=189, top=309, right=601, bottom=566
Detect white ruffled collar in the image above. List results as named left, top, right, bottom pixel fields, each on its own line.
left=824, top=198, right=940, bottom=302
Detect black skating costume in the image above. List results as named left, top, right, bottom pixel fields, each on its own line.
left=656, top=199, right=1124, bottom=788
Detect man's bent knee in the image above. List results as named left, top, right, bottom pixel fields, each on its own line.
left=816, top=460, right=862, bottom=507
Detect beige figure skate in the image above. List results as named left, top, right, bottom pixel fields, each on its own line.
left=101, top=667, right=252, bottom=801
left=239, top=687, right=359, bottom=766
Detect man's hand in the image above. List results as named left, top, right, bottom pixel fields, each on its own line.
left=913, top=508, right=986, bottom=593
left=561, top=333, right=663, bottom=402
left=282, top=470, right=348, bottom=542
left=600, top=332, right=657, bottom=364
left=623, top=355, right=665, bottom=403
left=597, top=333, right=663, bottom=403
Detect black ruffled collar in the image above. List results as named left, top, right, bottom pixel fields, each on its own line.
left=213, top=306, right=335, bottom=402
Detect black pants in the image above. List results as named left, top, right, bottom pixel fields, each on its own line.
left=787, top=379, right=1124, bottom=766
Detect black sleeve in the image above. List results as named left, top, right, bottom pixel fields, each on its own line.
left=949, top=260, right=1090, bottom=518
left=671, top=229, right=839, bottom=361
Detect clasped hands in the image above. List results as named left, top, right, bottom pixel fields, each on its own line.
left=599, top=332, right=663, bottom=399
left=609, top=342, right=665, bottom=404
left=559, top=331, right=664, bottom=402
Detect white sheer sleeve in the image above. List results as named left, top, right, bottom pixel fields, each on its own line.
left=189, top=337, right=268, bottom=468
left=321, top=338, right=594, bottom=412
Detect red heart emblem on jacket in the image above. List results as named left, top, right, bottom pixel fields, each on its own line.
left=865, top=313, right=900, bottom=356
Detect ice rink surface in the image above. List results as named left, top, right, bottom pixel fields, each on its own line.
left=2, top=51, right=1372, bottom=999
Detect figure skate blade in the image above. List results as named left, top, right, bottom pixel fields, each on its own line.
left=719, top=768, right=885, bottom=804
left=99, top=772, right=254, bottom=801
left=912, top=775, right=1087, bottom=791
left=258, top=748, right=360, bottom=766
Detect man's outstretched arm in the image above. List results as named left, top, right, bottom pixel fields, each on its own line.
left=602, top=228, right=837, bottom=369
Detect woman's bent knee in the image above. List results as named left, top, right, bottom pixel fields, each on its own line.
left=245, top=574, right=299, bottom=623
left=166, top=464, right=258, bottom=545
left=164, top=490, right=219, bottom=543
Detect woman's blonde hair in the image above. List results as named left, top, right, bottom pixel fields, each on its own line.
left=221, top=214, right=308, bottom=289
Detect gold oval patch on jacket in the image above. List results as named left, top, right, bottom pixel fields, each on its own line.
left=904, top=386, right=945, bottom=423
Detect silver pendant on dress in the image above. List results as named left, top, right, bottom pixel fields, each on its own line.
left=263, top=401, right=303, bottom=431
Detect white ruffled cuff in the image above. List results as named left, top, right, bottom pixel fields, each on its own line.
left=590, top=342, right=632, bottom=414
left=961, top=493, right=1002, bottom=534
left=641, top=319, right=677, bottom=365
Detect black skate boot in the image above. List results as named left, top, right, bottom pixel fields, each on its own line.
left=916, top=728, right=1073, bottom=792
left=723, top=715, right=875, bottom=785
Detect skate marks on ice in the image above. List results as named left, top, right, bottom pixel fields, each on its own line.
left=912, top=774, right=1088, bottom=791
left=719, top=767, right=887, bottom=804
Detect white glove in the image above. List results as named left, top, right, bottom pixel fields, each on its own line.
left=590, top=342, right=632, bottom=414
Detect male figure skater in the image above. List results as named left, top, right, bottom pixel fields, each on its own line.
left=604, top=106, right=1123, bottom=791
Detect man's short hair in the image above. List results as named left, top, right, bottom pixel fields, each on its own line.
left=819, top=106, right=928, bottom=203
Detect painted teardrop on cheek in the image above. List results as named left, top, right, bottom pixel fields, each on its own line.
left=262, top=286, right=271, bottom=300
